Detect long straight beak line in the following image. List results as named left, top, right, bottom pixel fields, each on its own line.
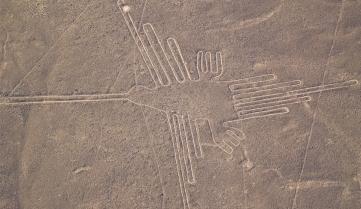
left=0, top=80, right=358, bottom=106
left=0, top=93, right=130, bottom=106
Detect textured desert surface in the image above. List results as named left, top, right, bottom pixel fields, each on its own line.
left=0, top=0, right=361, bottom=209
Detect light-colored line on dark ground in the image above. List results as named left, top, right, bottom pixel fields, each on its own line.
left=291, top=1, right=345, bottom=208
left=141, top=107, right=165, bottom=209
left=9, top=1, right=94, bottom=96
left=242, top=165, right=248, bottom=209
left=108, top=0, right=148, bottom=92
left=1, top=28, right=9, bottom=62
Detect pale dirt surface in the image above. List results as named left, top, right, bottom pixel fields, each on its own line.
left=0, top=0, right=361, bottom=209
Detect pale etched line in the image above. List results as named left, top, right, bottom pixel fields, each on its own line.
left=234, top=93, right=304, bottom=107
left=232, top=80, right=358, bottom=103
left=236, top=122, right=250, bottom=209
left=223, top=135, right=239, bottom=147
left=210, top=52, right=218, bottom=73
left=205, top=51, right=211, bottom=73
left=111, top=85, right=168, bottom=114
left=3, top=79, right=353, bottom=106
left=233, top=91, right=284, bottom=104
left=141, top=108, right=165, bottom=209
left=162, top=38, right=185, bottom=83
left=117, top=1, right=161, bottom=86
left=167, top=37, right=191, bottom=79
left=130, top=98, right=167, bottom=114
left=0, top=86, right=169, bottom=114
left=287, top=80, right=358, bottom=94
left=169, top=38, right=191, bottom=80
left=175, top=114, right=191, bottom=184
left=194, top=119, right=206, bottom=158
left=167, top=113, right=189, bottom=209
left=123, top=11, right=162, bottom=86
left=223, top=107, right=289, bottom=127
left=225, top=130, right=242, bottom=146
left=138, top=0, right=148, bottom=27
left=167, top=38, right=191, bottom=81
left=236, top=107, right=289, bottom=119
left=1, top=29, right=9, bottom=62
left=242, top=163, right=248, bottom=209
left=235, top=95, right=310, bottom=109
left=143, top=23, right=172, bottom=86
left=0, top=98, right=130, bottom=106
left=231, top=80, right=302, bottom=94
left=73, top=166, right=91, bottom=174
left=291, top=1, right=346, bottom=208
left=186, top=114, right=203, bottom=159
left=1, top=93, right=129, bottom=103
left=233, top=82, right=347, bottom=106
left=196, top=51, right=205, bottom=73
left=235, top=96, right=311, bottom=112
left=218, top=139, right=234, bottom=154
left=230, top=78, right=278, bottom=94
left=179, top=115, right=196, bottom=184
left=228, top=127, right=246, bottom=140
left=212, top=51, right=224, bottom=80
left=225, top=74, right=277, bottom=88
left=9, top=1, right=94, bottom=95
left=133, top=45, right=139, bottom=87
left=107, top=53, right=134, bottom=93
left=171, top=113, right=191, bottom=209
left=108, top=0, right=148, bottom=92
left=236, top=96, right=311, bottom=115
left=165, top=39, right=185, bottom=83
left=287, top=180, right=343, bottom=190
left=200, top=51, right=206, bottom=73
left=207, top=119, right=234, bottom=154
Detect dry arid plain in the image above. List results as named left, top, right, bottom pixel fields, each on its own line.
left=0, top=0, right=361, bottom=209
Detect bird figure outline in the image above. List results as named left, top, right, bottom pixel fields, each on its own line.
left=0, top=2, right=359, bottom=209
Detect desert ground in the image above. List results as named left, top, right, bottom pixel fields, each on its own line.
left=0, top=0, right=361, bottom=209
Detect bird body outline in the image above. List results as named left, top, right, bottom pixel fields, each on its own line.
left=0, top=2, right=359, bottom=209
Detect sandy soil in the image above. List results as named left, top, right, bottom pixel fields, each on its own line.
left=0, top=0, right=360, bottom=209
